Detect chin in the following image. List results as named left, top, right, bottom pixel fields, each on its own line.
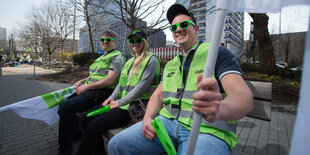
left=176, top=39, right=187, bottom=45
left=175, top=36, right=187, bottom=44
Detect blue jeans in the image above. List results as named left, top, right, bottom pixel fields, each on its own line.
left=108, top=115, right=230, bottom=155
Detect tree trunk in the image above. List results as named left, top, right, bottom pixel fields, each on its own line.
left=85, top=4, right=95, bottom=54
left=249, top=13, right=276, bottom=75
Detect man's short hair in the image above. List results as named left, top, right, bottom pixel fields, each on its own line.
left=101, top=30, right=116, bottom=38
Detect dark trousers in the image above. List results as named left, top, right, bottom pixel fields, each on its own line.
left=76, top=106, right=131, bottom=155
left=57, top=88, right=113, bottom=153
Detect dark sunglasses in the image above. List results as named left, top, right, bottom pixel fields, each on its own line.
left=128, top=38, right=144, bottom=44
left=100, top=38, right=115, bottom=43
left=168, top=20, right=196, bottom=32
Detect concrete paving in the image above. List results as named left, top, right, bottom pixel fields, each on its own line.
left=0, top=64, right=296, bottom=155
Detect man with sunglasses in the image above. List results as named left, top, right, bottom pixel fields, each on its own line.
left=57, top=30, right=125, bottom=154
left=108, top=3, right=253, bottom=155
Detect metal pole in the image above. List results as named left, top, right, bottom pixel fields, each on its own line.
left=278, top=10, right=281, bottom=61
left=186, top=9, right=227, bottom=155
left=0, top=49, right=3, bottom=76
left=73, top=6, right=76, bottom=52
left=33, top=50, right=36, bottom=76
left=0, top=56, right=2, bottom=76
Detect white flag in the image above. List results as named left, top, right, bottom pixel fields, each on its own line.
left=290, top=19, right=310, bottom=154
left=216, top=1, right=310, bottom=154
left=0, top=86, right=75, bottom=125
left=217, top=0, right=310, bottom=13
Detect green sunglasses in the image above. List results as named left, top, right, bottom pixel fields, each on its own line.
left=168, top=20, right=196, bottom=32
left=100, top=38, right=115, bottom=43
left=128, top=38, right=144, bottom=44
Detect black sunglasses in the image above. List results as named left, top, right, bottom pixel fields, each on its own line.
left=168, top=20, right=196, bottom=32
left=100, top=38, right=115, bottom=43
left=128, top=38, right=144, bottom=44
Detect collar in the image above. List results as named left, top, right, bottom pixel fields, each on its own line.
left=104, top=49, right=116, bottom=55
left=178, top=40, right=202, bottom=57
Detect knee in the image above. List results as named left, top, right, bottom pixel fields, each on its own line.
left=108, top=135, right=124, bottom=154
left=58, top=100, right=73, bottom=116
left=83, top=120, right=103, bottom=137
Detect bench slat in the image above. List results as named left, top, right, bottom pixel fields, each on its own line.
left=246, top=81, right=272, bottom=101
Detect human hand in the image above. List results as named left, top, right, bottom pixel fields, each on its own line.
left=192, top=74, right=222, bottom=123
left=102, top=98, right=113, bottom=107
left=109, top=100, right=119, bottom=109
left=75, top=85, right=88, bottom=95
left=73, top=80, right=82, bottom=88
left=142, top=117, right=156, bottom=140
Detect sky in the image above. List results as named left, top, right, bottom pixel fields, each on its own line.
left=0, top=0, right=49, bottom=35
left=0, top=0, right=309, bottom=41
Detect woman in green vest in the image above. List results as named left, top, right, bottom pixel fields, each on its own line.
left=76, top=29, right=160, bottom=155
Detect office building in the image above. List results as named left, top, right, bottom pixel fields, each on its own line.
left=0, top=27, right=6, bottom=41
left=177, top=0, right=244, bottom=56
left=79, top=3, right=166, bottom=58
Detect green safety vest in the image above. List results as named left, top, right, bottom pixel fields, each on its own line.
left=159, top=42, right=238, bottom=150
left=118, top=54, right=160, bottom=110
left=86, top=50, right=124, bottom=89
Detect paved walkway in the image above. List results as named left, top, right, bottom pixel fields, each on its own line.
left=0, top=65, right=296, bottom=155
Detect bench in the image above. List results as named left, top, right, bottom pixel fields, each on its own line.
left=103, top=80, right=272, bottom=143
left=245, top=81, right=272, bottom=121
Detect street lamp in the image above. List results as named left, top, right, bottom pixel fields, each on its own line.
left=28, top=48, right=36, bottom=76
left=0, top=48, right=3, bottom=76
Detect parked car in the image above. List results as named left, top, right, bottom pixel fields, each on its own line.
left=276, top=63, right=285, bottom=69
left=290, top=66, right=303, bottom=71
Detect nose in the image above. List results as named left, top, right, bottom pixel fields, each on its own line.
left=176, top=25, right=182, bottom=31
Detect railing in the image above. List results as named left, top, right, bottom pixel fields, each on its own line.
left=150, top=47, right=181, bottom=60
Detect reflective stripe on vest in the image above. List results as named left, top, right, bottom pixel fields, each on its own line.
left=159, top=42, right=237, bottom=150
left=118, top=54, right=160, bottom=110
left=86, top=50, right=124, bottom=89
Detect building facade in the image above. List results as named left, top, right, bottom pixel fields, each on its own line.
left=270, top=32, right=306, bottom=66
left=79, top=16, right=166, bottom=58
left=0, top=27, right=6, bottom=41
left=177, top=0, right=244, bottom=57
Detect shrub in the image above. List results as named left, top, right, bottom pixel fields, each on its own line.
left=239, top=62, right=260, bottom=73
left=72, top=52, right=100, bottom=67
left=277, top=68, right=301, bottom=81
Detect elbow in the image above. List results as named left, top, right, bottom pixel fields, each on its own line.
left=106, top=80, right=116, bottom=87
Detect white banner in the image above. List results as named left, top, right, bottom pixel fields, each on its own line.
left=217, top=0, right=310, bottom=13
left=290, top=16, right=310, bottom=154
left=0, top=86, right=75, bottom=125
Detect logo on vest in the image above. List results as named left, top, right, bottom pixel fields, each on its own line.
left=194, top=69, right=204, bottom=74
left=166, top=72, right=175, bottom=77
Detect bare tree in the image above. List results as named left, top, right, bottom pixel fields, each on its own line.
left=283, top=34, right=291, bottom=64
left=48, top=0, right=75, bottom=62
left=18, top=0, right=75, bottom=63
left=249, top=13, right=276, bottom=75
left=70, top=0, right=108, bottom=53
left=99, top=0, right=169, bottom=35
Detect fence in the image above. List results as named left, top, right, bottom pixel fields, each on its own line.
left=150, top=47, right=181, bottom=60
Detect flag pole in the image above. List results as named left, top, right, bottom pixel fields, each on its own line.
left=186, top=8, right=227, bottom=155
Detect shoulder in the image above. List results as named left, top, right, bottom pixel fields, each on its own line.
left=112, top=54, right=125, bottom=62
left=215, top=46, right=242, bottom=80
left=145, top=55, right=158, bottom=67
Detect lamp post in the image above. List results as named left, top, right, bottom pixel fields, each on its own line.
left=0, top=48, right=3, bottom=76
left=28, top=48, right=36, bottom=76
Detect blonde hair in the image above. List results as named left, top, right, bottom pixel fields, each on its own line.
left=129, top=39, right=150, bottom=78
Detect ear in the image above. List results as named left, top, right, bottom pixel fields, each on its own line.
left=194, top=25, right=199, bottom=32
